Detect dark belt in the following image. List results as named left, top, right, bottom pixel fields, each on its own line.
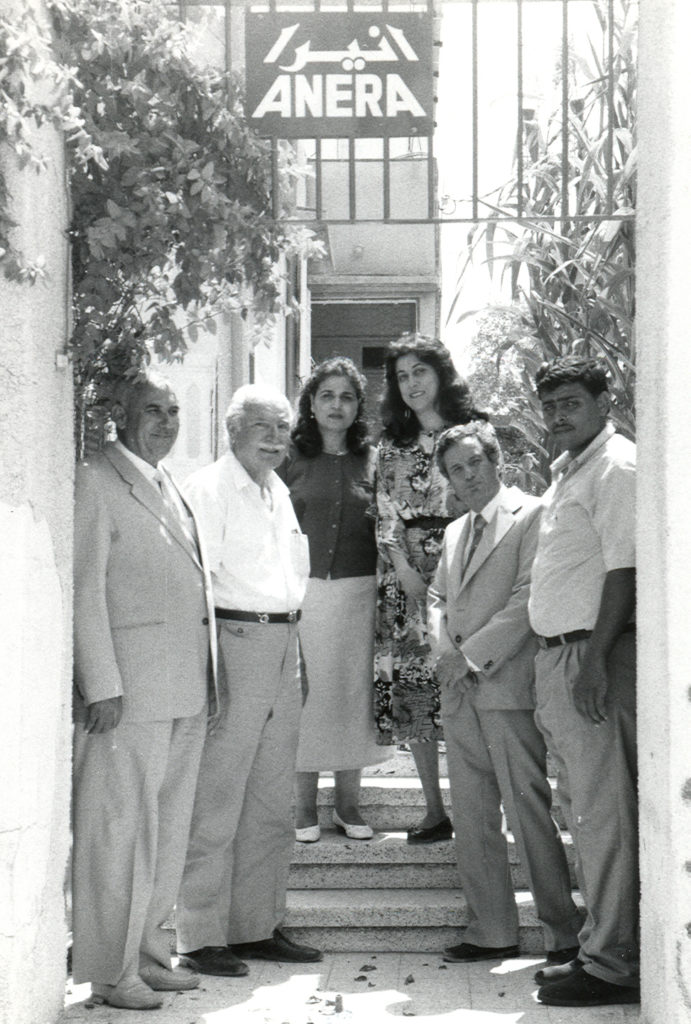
left=403, top=516, right=455, bottom=531
left=215, top=608, right=301, bottom=624
left=536, top=622, right=635, bottom=649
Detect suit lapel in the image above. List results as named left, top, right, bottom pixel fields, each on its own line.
left=104, top=446, right=201, bottom=567
left=459, top=489, right=522, bottom=590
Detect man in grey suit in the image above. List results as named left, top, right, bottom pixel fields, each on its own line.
left=427, top=421, right=582, bottom=964
left=72, top=370, right=218, bottom=1010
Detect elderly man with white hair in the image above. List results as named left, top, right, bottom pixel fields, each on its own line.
left=175, top=384, right=321, bottom=976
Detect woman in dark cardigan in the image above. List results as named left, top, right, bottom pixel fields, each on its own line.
left=279, top=357, right=390, bottom=843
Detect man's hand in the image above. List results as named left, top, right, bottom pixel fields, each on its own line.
left=85, top=697, right=123, bottom=734
left=571, top=653, right=609, bottom=723
left=435, top=649, right=471, bottom=688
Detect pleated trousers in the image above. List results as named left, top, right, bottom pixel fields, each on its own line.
left=534, top=632, right=639, bottom=986
left=176, top=619, right=302, bottom=950
left=71, top=710, right=207, bottom=985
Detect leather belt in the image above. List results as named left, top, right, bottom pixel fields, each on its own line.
left=403, top=516, right=455, bottom=531
left=215, top=608, right=301, bottom=624
left=536, top=622, right=635, bottom=649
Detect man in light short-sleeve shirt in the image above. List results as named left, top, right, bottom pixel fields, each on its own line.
left=528, top=357, right=638, bottom=1008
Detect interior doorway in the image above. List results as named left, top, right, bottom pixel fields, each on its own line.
left=311, top=300, right=417, bottom=435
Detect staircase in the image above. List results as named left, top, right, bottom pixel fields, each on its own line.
left=284, top=748, right=578, bottom=954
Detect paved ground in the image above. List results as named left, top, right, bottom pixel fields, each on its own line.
left=62, top=953, right=640, bottom=1024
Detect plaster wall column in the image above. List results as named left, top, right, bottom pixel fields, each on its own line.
left=0, top=2, right=73, bottom=1022
left=637, top=1, right=691, bottom=1019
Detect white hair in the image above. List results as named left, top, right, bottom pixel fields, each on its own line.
left=224, top=384, right=292, bottom=445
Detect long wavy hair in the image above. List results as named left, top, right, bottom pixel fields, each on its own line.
left=380, top=333, right=483, bottom=442
left=292, top=357, right=370, bottom=457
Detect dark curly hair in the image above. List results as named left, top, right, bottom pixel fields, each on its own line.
left=535, top=355, right=610, bottom=399
left=379, top=333, right=484, bottom=442
left=291, top=357, right=370, bottom=457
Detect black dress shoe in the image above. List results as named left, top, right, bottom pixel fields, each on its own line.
left=443, top=941, right=519, bottom=963
left=407, top=816, right=453, bottom=844
left=545, top=945, right=580, bottom=965
left=534, top=956, right=583, bottom=984
left=231, top=928, right=323, bottom=963
left=177, top=945, right=249, bottom=977
left=538, top=966, right=640, bottom=1006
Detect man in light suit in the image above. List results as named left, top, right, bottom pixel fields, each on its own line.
left=427, top=421, right=582, bottom=964
left=72, top=370, right=218, bottom=1010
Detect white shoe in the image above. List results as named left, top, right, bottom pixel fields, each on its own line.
left=140, top=962, right=200, bottom=991
left=91, top=975, right=163, bottom=1009
left=333, top=810, right=374, bottom=840
left=295, top=824, right=321, bottom=842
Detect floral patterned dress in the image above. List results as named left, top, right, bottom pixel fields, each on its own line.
left=374, top=431, right=463, bottom=744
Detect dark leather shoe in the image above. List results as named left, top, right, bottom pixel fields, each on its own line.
left=538, top=966, right=640, bottom=1006
left=232, top=928, right=323, bottom=963
left=177, top=945, right=249, bottom=977
left=407, top=816, right=453, bottom=844
left=534, top=956, right=583, bottom=984
left=545, top=945, right=580, bottom=964
left=443, top=941, right=519, bottom=963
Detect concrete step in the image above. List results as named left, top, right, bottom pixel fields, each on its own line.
left=306, top=776, right=567, bottom=831
left=283, top=887, right=584, bottom=953
left=288, top=829, right=576, bottom=891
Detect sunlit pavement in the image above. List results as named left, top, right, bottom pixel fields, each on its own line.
left=61, top=953, right=640, bottom=1024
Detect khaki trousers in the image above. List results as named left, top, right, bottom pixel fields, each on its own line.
left=71, top=710, right=207, bottom=985
left=176, top=619, right=302, bottom=950
left=442, top=695, right=581, bottom=950
left=534, top=633, right=639, bottom=986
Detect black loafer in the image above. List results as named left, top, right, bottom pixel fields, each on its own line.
left=545, top=945, right=581, bottom=965
left=231, top=928, right=322, bottom=963
left=177, top=945, right=249, bottom=977
left=407, top=816, right=453, bottom=844
left=538, top=966, right=640, bottom=1006
left=443, top=941, right=519, bottom=963
left=534, top=956, right=583, bottom=984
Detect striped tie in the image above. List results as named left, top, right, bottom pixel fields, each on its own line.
left=462, top=513, right=486, bottom=577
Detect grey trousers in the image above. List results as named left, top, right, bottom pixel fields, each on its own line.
left=534, top=632, right=639, bottom=986
left=442, top=694, right=582, bottom=950
left=71, top=710, right=207, bottom=985
left=176, top=619, right=302, bottom=950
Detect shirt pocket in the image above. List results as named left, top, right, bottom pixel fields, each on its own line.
left=290, top=530, right=311, bottom=577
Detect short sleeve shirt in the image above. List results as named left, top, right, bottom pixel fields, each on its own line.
left=528, top=424, right=636, bottom=636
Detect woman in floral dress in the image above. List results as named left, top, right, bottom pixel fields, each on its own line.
left=374, top=333, right=483, bottom=842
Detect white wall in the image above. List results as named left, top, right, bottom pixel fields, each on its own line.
left=0, top=3, right=73, bottom=1022
left=637, top=1, right=691, bottom=1020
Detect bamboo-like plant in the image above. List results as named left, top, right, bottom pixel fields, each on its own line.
left=449, top=0, right=637, bottom=470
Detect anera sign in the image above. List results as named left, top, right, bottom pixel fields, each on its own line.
left=246, top=11, right=434, bottom=138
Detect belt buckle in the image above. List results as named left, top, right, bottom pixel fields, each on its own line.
left=258, top=612, right=270, bottom=624
left=287, top=610, right=297, bottom=623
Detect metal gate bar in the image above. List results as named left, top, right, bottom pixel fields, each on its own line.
left=177, top=0, right=635, bottom=227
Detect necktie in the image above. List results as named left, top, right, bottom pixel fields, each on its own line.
left=154, top=470, right=200, bottom=559
left=462, top=513, right=486, bottom=577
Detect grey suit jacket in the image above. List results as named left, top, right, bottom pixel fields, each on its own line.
left=427, top=485, right=542, bottom=710
left=73, top=443, right=218, bottom=722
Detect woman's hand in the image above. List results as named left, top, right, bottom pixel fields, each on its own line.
left=396, top=563, right=428, bottom=602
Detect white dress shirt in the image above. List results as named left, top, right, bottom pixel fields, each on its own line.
left=463, top=486, right=504, bottom=567
left=529, top=424, right=635, bottom=636
left=183, top=450, right=310, bottom=612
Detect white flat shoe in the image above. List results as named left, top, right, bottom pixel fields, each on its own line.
left=295, top=824, right=321, bottom=842
left=91, top=976, right=163, bottom=1010
left=333, top=810, right=374, bottom=840
left=140, top=962, right=200, bottom=991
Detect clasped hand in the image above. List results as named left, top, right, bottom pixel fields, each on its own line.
left=434, top=650, right=477, bottom=697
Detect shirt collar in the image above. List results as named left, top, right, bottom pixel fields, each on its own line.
left=114, top=438, right=161, bottom=486
left=225, top=448, right=288, bottom=498
left=471, top=484, right=504, bottom=527
left=550, top=422, right=615, bottom=481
